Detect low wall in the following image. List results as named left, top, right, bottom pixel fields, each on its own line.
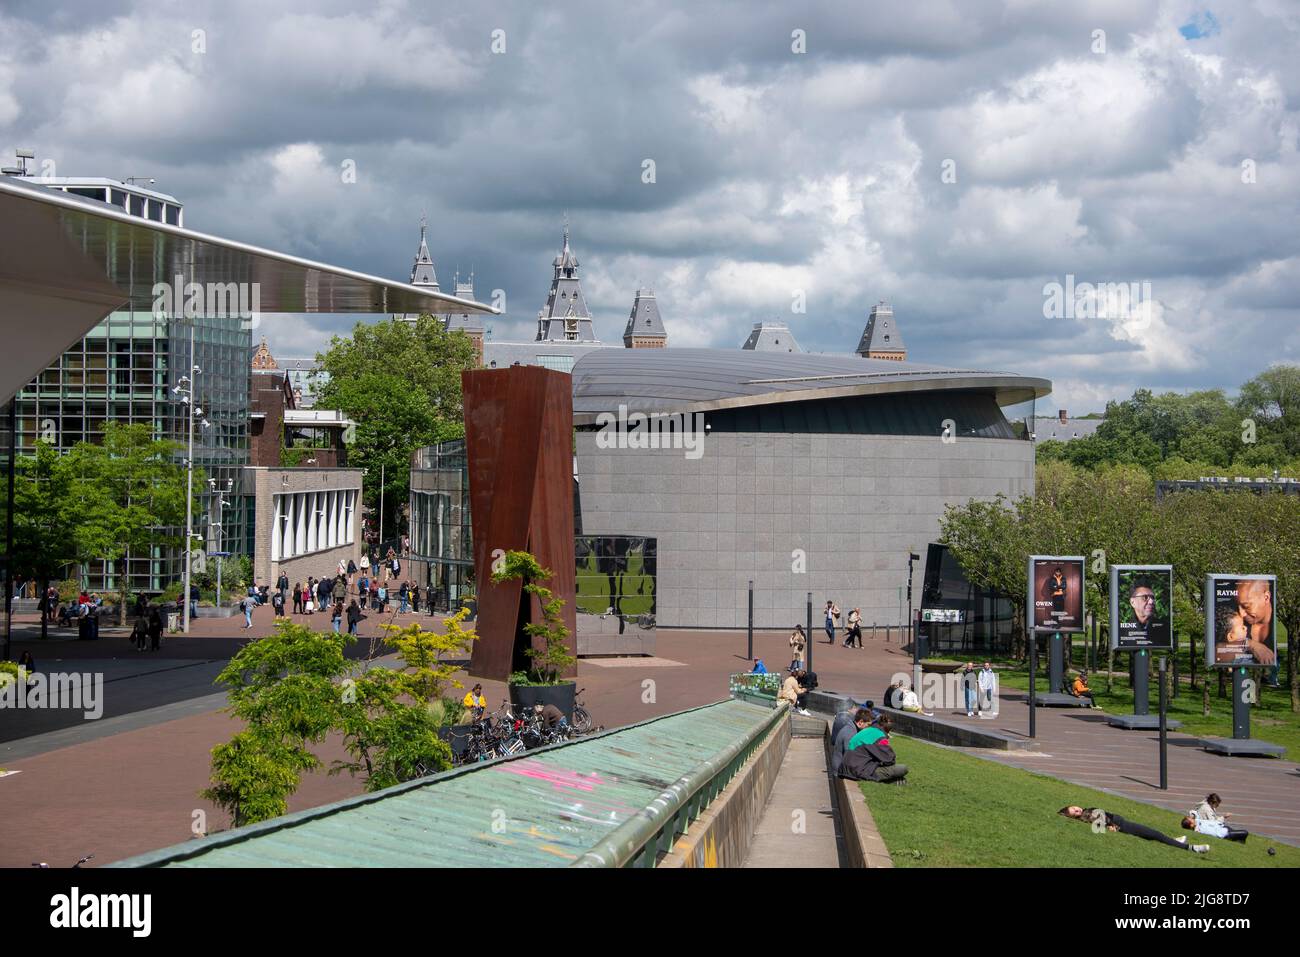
left=822, top=723, right=893, bottom=868
left=807, top=689, right=1036, bottom=751
left=658, top=711, right=790, bottom=868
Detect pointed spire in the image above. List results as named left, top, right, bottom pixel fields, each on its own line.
left=410, top=216, right=439, bottom=291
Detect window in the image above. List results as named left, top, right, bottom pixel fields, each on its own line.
left=129, top=195, right=146, bottom=217
left=147, top=199, right=163, bottom=222
left=165, top=204, right=180, bottom=225
left=67, top=187, right=107, bottom=202
left=110, top=189, right=127, bottom=209
left=536, top=355, right=575, bottom=372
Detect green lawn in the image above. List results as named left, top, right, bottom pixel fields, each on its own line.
left=990, top=658, right=1300, bottom=761
left=860, top=736, right=1300, bottom=868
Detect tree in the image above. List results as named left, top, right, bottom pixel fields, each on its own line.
left=11, top=442, right=78, bottom=638
left=202, top=621, right=349, bottom=826
left=493, top=550, right=577, bottom=683
left=59, top=423, right=196, bottom=624
left=314, top=317, right=478, bottom=542
left=1238, top=365, right=1300, bottom=457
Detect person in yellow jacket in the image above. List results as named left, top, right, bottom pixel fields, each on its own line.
left=462, top=683, right=487, bottom=720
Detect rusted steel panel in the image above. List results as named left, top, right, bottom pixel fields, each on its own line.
left=461, top=366, right=576, bottom=682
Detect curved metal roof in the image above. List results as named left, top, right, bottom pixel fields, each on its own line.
left=570, top=348, right=1051, bottom=423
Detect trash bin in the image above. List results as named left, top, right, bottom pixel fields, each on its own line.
left=167, top=612, right=180, bottom=633
left=78, top=615, right=91, bottom=640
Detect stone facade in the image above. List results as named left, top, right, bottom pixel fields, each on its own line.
left=245, top=466, right=363, bottom=590
left=575, top=431, right=1035, bottom=629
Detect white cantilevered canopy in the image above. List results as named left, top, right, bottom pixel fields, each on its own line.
left=0, top=175, right=498, bottom=403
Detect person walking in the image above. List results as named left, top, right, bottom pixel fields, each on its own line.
left=789, top=624, right=806, bottom=672
left=824, top=600, right=840, bottom=644
left=845, top=608, right=863, bottom=648
left=978, top=661, right=997, bottom=717
left=148, top=606, right=163, bottom=651
left=304, top=582, right=315, bottom=616
left=241, top=594, right=253, bottom=629
left=358, top=574, right=369, bottom=609
left=960, top=662, right=978, bottom=716
left=399, top=581, right=410, bottom=614
left=277, top=571, right=289, bottom=603
left=331, top=599, right=343, bottom=634
left=369, top=577, right=379, bottom=609
left=346, top=599, right=363, bottom=636
left=377, top=582, right=388, bottom=613
left=292, top=583, right=303, bottom=615
left=131, top=615, right=149, bottom=650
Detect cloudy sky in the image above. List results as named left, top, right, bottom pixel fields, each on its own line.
left=2, top=0, right=1298, bottom=413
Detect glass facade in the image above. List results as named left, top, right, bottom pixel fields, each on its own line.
left=575, top=536, right=657, bottom=630
left=917, top=542, right=1014, bottom=655
left=13, top=311, right=251, bottom=593
left=409, top=440, right=474, bottom=611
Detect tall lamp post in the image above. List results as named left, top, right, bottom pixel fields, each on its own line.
left=172, top=324, right=210, bottom=634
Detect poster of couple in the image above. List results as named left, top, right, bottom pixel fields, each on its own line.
left=1207, top=574, right=1277, bottom=668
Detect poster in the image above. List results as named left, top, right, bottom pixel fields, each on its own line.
left=1110, top=565, right=1173, bottom=651
left=1206, top=574, right=1278, bottom=668
left=1029, top=556, right=1085, bottom=633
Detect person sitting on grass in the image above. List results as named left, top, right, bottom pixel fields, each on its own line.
left=1187, top=793, right=1248, bottom=842
left=1058, top=806, right=1208, bottom=853
left=1070, top=671, right=1096, bottom=707
left=779, top=670, right=810, bottom=716
left=831, top=708, right=873, bottom=777
left=840, top=715, right=908, bottom=783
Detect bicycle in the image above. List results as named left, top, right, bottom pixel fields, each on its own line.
left=571, top=688, right=593, bottom=734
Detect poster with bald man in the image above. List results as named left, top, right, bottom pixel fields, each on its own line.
left=1110, top=565, right=1173, bottom=651
left=1206, top=574, right=1277, bottom=668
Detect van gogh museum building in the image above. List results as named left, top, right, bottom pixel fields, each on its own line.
left=410, top=348, right=1047, bottom=650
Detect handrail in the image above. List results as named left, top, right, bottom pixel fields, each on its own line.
left=570, top=701, right=789, bottom=867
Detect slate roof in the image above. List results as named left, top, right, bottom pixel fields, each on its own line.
left=623, top=288, right=667, bottom=344
left=856, top=302, right=905, bottom=356
left=741, top=322, right=802, bottom=352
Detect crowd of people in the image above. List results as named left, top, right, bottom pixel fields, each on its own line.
left=235, top=546, right=440, bottom=634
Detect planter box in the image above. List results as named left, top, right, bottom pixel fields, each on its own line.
left=195, top=606, right=239, bottom=619
left=508, top=682, right=576, bottom=720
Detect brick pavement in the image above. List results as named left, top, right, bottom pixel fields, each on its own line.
left=1, top=623, right=1296, bottom=867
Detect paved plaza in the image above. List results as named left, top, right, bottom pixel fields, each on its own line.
left=2, top=610, right=1297, bottom=867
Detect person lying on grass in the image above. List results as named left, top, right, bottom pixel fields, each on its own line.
left=1058, top=805, right=1208, bottom=853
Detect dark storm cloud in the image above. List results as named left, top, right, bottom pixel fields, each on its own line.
left=1, top=0, right=1297, bottom=409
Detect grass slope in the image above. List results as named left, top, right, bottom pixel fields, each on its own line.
left=860, top=736, right=1300, bottom=868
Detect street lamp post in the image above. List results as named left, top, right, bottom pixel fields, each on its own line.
left=173, top=324, right=210, bottom=634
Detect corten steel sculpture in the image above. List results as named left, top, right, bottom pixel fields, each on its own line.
left=462, top=366, right=578, bottom=681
